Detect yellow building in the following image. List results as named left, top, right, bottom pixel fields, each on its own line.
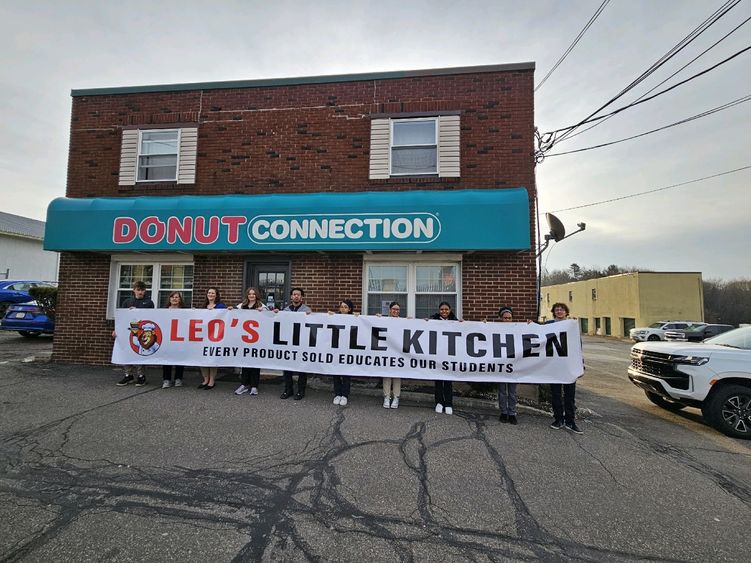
left=541, top=272, right=704, bottom=337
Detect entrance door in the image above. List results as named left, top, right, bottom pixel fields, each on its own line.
left=246, top=261, right=290, bottom=310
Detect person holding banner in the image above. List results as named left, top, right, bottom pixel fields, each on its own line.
left=280, top=288, right=312, bottom=400
left=162, top=291, right=186, bottom=389
left=114, top=280, right=155, bottom=387
left=234, top=287, right=267, bottom=396
left=331, top=299, right=356, bottom=406
left=382, top=301, right=403, bottom=409
left=431, top=302, right=457, bottom=415
left=497, top=306, right=518, bottom=424
left=198, top=287, right=227, bottom=390
left=546, top=302, right=583, bottom=434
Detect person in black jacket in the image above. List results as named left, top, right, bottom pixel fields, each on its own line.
left=114, top=280, right=155, bottom=387
left=431, top=301, right=457, bottom=415
left=546, top=302, right=583, bottom=434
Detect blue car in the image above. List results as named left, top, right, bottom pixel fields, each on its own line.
left=0, top=280, right=57, bottom=315
left=1, top=302, right=55, bottom=337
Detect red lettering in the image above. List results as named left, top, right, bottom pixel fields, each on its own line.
left=189, top=319, right=203, bottom=341
left=194, top=216, right=220, bottom=244
left=170, top=319, right=185, bottom=341
left=167, top=216, right=194, bottom=244
left=140, top=216, right=166, bottom=244
left=241, top=320, right=260, bottom=343
left=113, top=217, right=137, bottom=244
left=207, top=319, right=225, bottom=342
left=221, top=216, right=247, bottom=244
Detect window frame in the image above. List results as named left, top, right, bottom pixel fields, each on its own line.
left=136, top=128, right=181, bottom=183
left=107, top=254, right=194, bottom=319
left=389, top=118, right=438, bottom=177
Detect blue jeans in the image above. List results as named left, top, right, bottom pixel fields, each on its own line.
left=498, top=383, right=517, bottom=416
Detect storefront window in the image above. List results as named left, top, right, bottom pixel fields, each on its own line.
left=367, top=265, right=408, bottom=316
left=110, top=257, right=193, bottom=318
left=366, top=262, right=460, bottom=317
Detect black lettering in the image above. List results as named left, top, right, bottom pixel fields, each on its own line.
left=522, top=334, right=540, bottom=357
left=305, top=323, right=323, bottom=346
left=403, top=330, right=424, bottom=354
left=443, top=331, right=462, bottom=356
left=466, top=333, right=486, bottom=358
left=273, top=322, right=287, bottom=345
left=545, top=332, right=568, bottom=357
left=349, top=326, right=366, bottom=350
left=371, top=326, right=388, bottom=351
left=328, top=324, right=345, bottom=348
left=492, top=333, right=516, bottom=358
left=292, top=322, right=301, bottom=346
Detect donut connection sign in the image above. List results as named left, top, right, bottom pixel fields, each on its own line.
left=112, top=310, right=584, bottom=384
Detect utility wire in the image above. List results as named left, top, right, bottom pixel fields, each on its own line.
left=560, top=13, right=751, bottom=142
left=549, top=165, right=751, bottom=213
left=546, top=93, right=751, bottom=156
left=535, top=0, right=612, bottom=93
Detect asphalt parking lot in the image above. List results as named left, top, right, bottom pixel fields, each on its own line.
left=1, top=332, right=750, bottom=562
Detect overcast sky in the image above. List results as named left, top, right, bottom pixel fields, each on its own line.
left=1, top=0, right=749, bottom=280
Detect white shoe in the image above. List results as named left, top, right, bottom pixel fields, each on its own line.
left=445, top=407, right=453, bottom=415
left=235, top=385, right=249, bottom=395
left=174, top=379, right=183, bottom=387
left=333, top=396, right=341, bottom=405
left=249, top=387, right=258, bottom=395
left=383, top=397, right=391, bottom=408
left=391, top=397, right=399, bottom=409
left=161, top=380, right=172, bottom=389
left=435, top=403, right=443, bottom=413
left=340, top=396, right=348, bottom=406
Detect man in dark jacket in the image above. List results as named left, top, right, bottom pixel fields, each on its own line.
left=280, top=288, right=313, bottom=400
left=114, top=280, right=155, bottom=387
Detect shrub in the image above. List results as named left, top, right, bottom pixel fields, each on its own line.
left=29, top=286, right=57, bottom=319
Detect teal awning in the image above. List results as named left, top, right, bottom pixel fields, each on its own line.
left=44, top=189, right=530, bottom=252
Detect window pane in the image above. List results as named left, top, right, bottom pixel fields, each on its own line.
left=138, top=162, right=177, bottom=181
left=416, top=295, right=457, bottom=320
left=391, top=147, right=437, bottom=175
left=367, top=265, right=407, bottom=292
left=119, top=265, right=153, bottom=290
left=416, top=265, right=457, bottom=292
left=159, top=290, right=192, bottom=308
left=160, top=264, right=194, bottom=290
left=141, top=131, right=178, bottom=154
left=393, top=120, right=435, bottom=145
left=367, top=294, right=408, bottom=316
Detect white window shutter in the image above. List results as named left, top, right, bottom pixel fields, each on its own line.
left=177, top=127, right=198, bottom=184
left=118, top=130, right=138, bottom=186
left=369, top=118, right=390, bottom=179
left=438, top=115, right=460, bottom=178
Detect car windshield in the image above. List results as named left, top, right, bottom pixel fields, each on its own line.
left=705, top=326, right=751, bottom=350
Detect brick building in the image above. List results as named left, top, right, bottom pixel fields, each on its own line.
left=45, top=62, right=538, bottom=365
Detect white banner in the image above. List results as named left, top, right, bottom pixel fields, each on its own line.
left=112, top=309, right=584, bottom=383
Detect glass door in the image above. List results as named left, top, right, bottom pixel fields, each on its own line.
left=246, top=261, right=290, bottom=310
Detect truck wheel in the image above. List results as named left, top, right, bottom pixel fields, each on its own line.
left=647, top=334, right=661, bottom=341
left=645, top=391, right=685, bottom=412
left=702, top=384, right=751, bottom=439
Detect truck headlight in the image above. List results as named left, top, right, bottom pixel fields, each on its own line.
left=671, top=355, right=709, bottom=366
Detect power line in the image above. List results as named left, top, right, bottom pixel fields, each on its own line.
left=535, top=0, right=612, bottom=93
left=546, top=93, right=751, bottom=156
left=549, top=165, right=751, bottom=213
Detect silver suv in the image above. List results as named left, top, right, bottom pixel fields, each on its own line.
left=629, top=321, right=704, bottom=342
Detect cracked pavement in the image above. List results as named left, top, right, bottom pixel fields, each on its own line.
left=1, top=333, right=750, bottom=562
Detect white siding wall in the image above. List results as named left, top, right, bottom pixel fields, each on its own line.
left=0, top=235, right=59, bottom=280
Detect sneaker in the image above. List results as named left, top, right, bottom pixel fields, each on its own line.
left=135, top=375, right=147, bottom=387
left=435, top=403, right=444, bottom=414
left=174, top=379, right=183, bottom=387
left=249, top=387, right=258, bottom=395
left=333, top=396, right=342, bottom=405
left=235, top=384, right=249, bottom=396
left=390, top=397, right=399, bottom=409
left=444, top=406, right=453, bottom=415
left=383, top=397, right=391, bottom=409
left=340, top=396, right=348, bottom=406
left=294, top=393, right=304, bottom=400
left=161, top=380, right=172, bottom=389
left=509, top=415, right=518, bottom=425
left=550, top=419, right=565, bottom=430
left=116, top=375, right=134, bottom=386
left=280, top=391, right=292, bottom=399
left=499, top=413, right=509, bottom=423
left=565, top=422, right=584, bottom=434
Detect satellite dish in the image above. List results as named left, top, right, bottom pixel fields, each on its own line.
left=545, top=213, right=566, bottom=242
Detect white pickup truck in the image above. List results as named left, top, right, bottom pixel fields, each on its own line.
left=628, top=326, right=751, bottom=439
left=629, top=321, right=703, bottom=342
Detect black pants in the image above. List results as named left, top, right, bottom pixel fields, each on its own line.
left=434, top=380, right=453, bottom=407
left=550, top=383, right=577, bottom=423
left=241, top=367, right=260, bottom=388
left=162, top=365, right=184, bottom=381
left=283, top=371, right=307, bottom=395
left=333, top=375, right=351, bottom=397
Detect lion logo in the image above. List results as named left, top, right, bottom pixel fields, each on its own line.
left=128, top=320, right=162, bottom=356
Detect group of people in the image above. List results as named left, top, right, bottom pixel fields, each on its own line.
left=114, top=282, right=582, bottom=433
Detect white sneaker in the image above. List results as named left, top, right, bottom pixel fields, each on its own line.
left=391, top=397, right=399, bottom=409
left=445, top=407, right=453, bottom=415
left=333, top=396, right=341, bottom=405
left=435, top=403, right=443, bottom=413
left=383, top=397, right=391, bottom=408
left=174, top=379, right=183, bottom=387
left=161, top=380, right=172, bottom=389
left=249, top=387, right=258, bottom=395
left=340, top=396, right=348, bottom=406
left=235, top=385, right=249, bottom=396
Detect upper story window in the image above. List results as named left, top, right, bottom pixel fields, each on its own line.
left=369, top=115, right=460, bottom=179
left=138, top=130, right=179, bottom=181
left=119, top=127, right=198, bottom=186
